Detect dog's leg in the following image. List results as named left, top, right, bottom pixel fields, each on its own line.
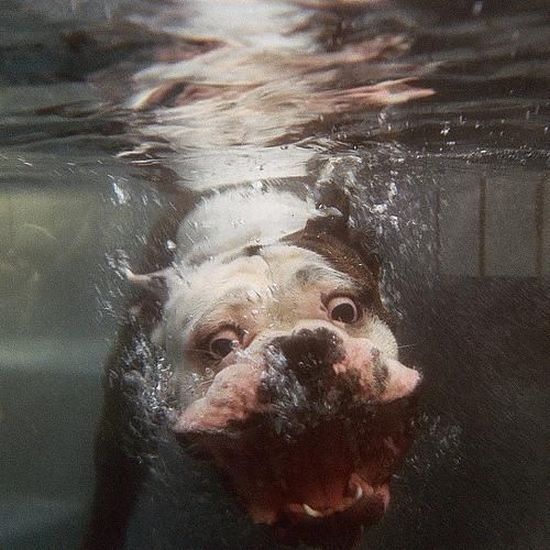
left=82, top=193, right=192, bottom=549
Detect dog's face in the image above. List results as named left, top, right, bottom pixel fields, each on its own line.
left=144, top=222, right=421, bottom=545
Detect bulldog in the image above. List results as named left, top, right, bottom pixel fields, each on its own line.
left=124, top=183, right=422, bottom=546
left=80, top=4, right=430, bottom=546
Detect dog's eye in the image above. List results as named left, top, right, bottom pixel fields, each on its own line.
left=209, top=328, right=241, bottom=358
left=327, top=296, right=359, bottom=324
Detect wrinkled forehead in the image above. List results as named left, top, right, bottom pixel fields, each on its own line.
left=164, top=245, right=356, bottom=328
left=256, top=245, right=356, bottom=288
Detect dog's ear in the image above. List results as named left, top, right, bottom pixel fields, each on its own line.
left=313, top=181, right=351, bottom=223
left=292, top=181, right=350, bottom=242
left=125, top=268, right=172, bottom=301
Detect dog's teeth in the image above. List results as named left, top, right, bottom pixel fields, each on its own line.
left=354, top=483, right=363, bottom=501
left=302, top=503, right=323, bottom=518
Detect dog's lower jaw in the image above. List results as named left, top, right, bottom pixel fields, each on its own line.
left=176, top=401, right=415, bottom=545
left=249, top=473, right=391, bottom=526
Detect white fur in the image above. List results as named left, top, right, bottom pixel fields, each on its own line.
left=154, top=242, right=398, bottom=392
left=176, top=187, right=319, bottom=265
left=141, top=186, right=402, bottom=403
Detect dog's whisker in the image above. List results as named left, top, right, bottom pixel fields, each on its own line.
left=397, top=343, right=417, bottom=350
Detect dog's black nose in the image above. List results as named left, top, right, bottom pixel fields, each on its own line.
left=268, top=327, right=345, bottom=385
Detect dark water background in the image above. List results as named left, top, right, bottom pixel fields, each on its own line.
left=0, top=1, right=549, bottom=548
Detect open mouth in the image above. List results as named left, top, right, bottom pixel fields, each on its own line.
left=176, top=394, right=416, bottom=544
left=277, top=472, right=391, bottom=548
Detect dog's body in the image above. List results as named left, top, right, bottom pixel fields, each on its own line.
left=73, top=2, right=550, bottom=549
left=81, top=2, right=429, bottom=548
left=84, top=180, right=421, bottom=549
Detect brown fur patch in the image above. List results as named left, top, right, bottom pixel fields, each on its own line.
left=284, top=217, right=393, bottom=327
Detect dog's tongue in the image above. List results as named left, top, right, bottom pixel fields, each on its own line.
left=266, top=423, right=356, bottom=510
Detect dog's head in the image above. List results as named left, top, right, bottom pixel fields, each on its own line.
left=131, top=191, right=421, bottom=546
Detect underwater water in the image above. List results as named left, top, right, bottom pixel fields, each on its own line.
left=0, top=0, right=548, bottom=548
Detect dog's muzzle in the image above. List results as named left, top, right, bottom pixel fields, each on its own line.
left=174, top=322, right=421, bottom=546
